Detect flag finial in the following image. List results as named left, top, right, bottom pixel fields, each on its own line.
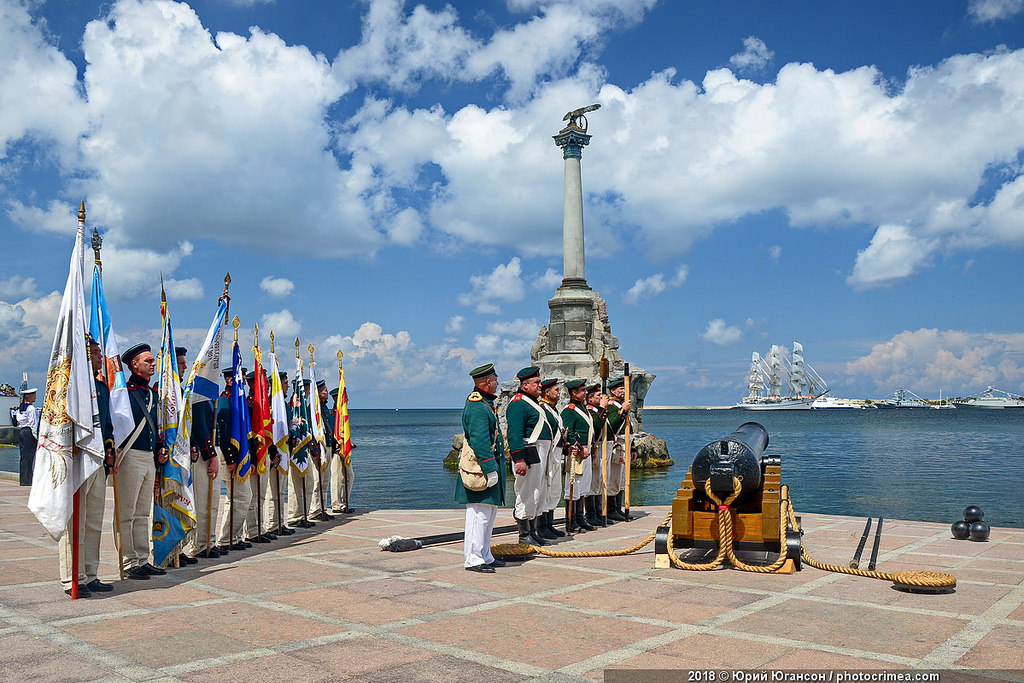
left=78, top=201, right=86, bottom=222
left=270, top=330, right=275, bottom=353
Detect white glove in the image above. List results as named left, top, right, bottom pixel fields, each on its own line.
left=486, top=471, right=498, bottom=487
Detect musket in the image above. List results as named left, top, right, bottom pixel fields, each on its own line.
left=599, top=356, right=609, bottom=527
left=566, top=443, right=576, bottom=534
left=850, top=517, right=872, bottom=569
left=622, top=362, right=632, bottom=521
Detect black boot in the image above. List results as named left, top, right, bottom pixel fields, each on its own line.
left=576, top=498, right=596, bottom=530
left=545, top=509, right=566, bottom=537
left=528, top=517, right=547, bottom=546
left=584, top=496, right=601, bottom=527
left=516, top=518, right=532, bottom=545
left=565, top=502, right=576, bottom=534
left=607, top=495, right=627, bottom=521
left=617, top=491, right=631, bottom=521
left=536, top=511, right=559, bottom=540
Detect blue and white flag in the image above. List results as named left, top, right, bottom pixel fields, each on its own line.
left=229, top=340, right=251, bottom=479
left=182, top=299, right=227, bottom=405
left=152, top=504, right=187, bottom=567
left=89, top=265, right=133, bottom=445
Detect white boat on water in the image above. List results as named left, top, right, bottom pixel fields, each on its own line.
left=954, top=387, right=1024, bottom=409
left=811, top=396, right=870, bottom=409
left=734, top=341, right=828, bottom=411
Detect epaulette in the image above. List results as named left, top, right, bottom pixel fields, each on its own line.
left=467, top=391, right=483, bottom=402
left=511, top=393, right=523, bottom=401
left=567, top=403, right=577, bottom=409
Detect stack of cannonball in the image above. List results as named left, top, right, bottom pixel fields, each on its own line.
left=951, top=506, right=990, bottom=542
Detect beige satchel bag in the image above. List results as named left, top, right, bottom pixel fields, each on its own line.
left=458, top=438, right=488, bottom=491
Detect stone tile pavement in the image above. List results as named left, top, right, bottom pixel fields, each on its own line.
left=1, top=476, right=1022, bottom=682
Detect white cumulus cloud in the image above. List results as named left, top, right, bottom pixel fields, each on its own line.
left=701, top=318, right=743, bottom=346
left=623, top=265, right=687, bottom=304
left=260, top=276, right=295, bottom=298
left=261, top=309, right=302, bottom=340
left=847, top=224, right=936, bottom=289
left=729, top=36, right=774, bottom=73
left=458, top=257, right=527, bottom=313
left=968, top=0, right=1024, bottom=22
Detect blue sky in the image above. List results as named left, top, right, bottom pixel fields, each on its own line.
left=2, top=0, right=1023, bottom=408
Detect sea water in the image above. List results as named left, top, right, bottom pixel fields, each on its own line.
left=346, top=407, right=1024, bottom=528
left=4, top=408, right=1021, bottom=527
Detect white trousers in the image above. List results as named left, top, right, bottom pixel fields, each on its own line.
left=331, top=453, right=354, bottom=510
left=187, top=459, right=218, bottom=554
left=59, top=467, right=105, bottom=588
left=463, top=503, right=497, bottom=568
left=512, top=440, right=549, bottom=520
left=588, top=440, right=609, bottom=496
left=244, top=469, right=270, bottom=537
left=542, top=443, right=563, bottom=512
left=564, top=452, right=592, bottom=501
left=265, top=467, right=288, bottom=530
left=310, top=453, right=331, bottom=516
left=607, top=442, right=625, bottom=495
left=217, top=460, right=253, bottom=546
left=286, top=467, right=313, bottom=525
left=112, top=448, right=155, bottom=569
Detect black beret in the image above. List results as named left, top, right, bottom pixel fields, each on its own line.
left=175, top=346, right=188, bottom=356
left=121, top=343, right=151, bottom=366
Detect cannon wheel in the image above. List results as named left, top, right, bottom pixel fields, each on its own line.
left=786, top=515, right=802, bottom=571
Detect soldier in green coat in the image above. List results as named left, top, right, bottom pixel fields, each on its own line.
left=560, top=379, right=594, bottom=532
left=606, top=377, right=631, bottom=521
left=505, top=366, right=550, bottom=546
left=457, top=364, right=506, bottom=573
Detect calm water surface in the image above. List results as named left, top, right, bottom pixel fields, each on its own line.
left=3, top=408, right=1019, bottom=527
left=345, top=408, right=1024, bottom=528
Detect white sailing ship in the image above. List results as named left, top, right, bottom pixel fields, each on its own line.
left=734, top=341, right=829, bottom=410
left=954, top=387, right=1024, bottom=410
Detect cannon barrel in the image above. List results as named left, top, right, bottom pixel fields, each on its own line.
left=691, top=422, right=770, bottom=499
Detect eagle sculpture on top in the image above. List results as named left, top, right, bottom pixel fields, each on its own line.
left=562, top=103, right=601, bottom=132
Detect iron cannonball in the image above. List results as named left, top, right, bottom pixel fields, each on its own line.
left=963, top=505, right=984, bottom=523
left=950, top=520, right=971, bottom=540
left=968, top=521, right=991, bottom=542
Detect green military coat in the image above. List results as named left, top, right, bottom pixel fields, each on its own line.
left=455, top=388, right=506, bottom=506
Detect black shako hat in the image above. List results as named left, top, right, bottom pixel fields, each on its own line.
left=469, top=363, right=496, bottom=379
left=515, top=366, right=540, bottom=381
left=121, top=343, right=151, bottom=366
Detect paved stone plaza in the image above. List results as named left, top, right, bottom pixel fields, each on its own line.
left=1, top=475, right=1022, bottom=682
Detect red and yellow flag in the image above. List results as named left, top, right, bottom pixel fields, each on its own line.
left=335, top=363, right=352, bottom=466
left=251, top=345, right=272, bottom=475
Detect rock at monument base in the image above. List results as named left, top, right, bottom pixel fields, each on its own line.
left=630, top=432, right=673, bottom=469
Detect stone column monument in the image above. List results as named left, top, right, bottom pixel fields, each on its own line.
left=527, top=105, right=657, bottom=431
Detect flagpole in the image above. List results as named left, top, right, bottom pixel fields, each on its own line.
left=309, top=344, right=327, bottom=522
left=71, top=487, right=81, bottom=599
left=337, top=351, right=349, bottom=514
left=271, top=331, right=284, bottom=535
left=296, top=338, right=310, bottom=528
left=210, top=273, right=230, bottom=553
left=90, top=223, right=125, bottom=581
left=229, top=316, right=239, bottom=549
left=254, top=324, right=264, bottom=541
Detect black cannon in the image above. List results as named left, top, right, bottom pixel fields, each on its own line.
left=691, top=422, right=779, bottom=502
left=667, top=422, right=800, bottom=570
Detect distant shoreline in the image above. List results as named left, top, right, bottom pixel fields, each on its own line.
left=645, top=405, right=734, bottom=410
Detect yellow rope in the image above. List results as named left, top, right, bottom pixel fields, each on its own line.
left=491, top=477, right=956, bottom=590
